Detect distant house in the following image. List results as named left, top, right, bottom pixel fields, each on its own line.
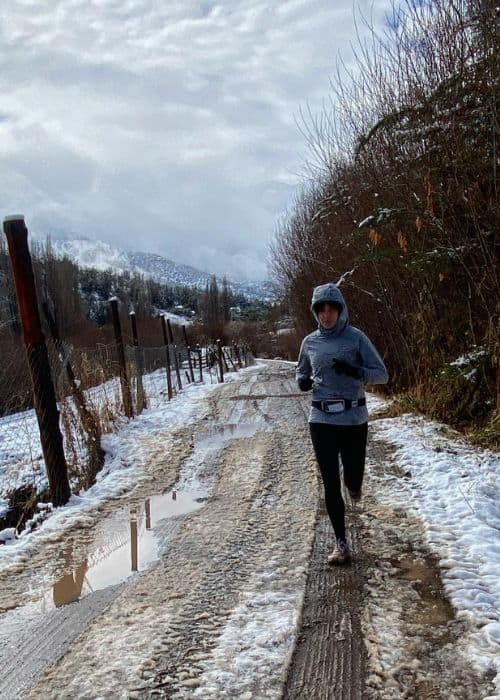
left=229, top=306, right=241, bottom=321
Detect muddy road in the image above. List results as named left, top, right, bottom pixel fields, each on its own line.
left=0, top=362, right=494, bottom=699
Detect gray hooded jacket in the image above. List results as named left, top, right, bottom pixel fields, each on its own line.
left=296, top=283, right=388, bottom=425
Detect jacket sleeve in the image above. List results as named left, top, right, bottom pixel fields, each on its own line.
left=358, top=333, right=388, bottom=385
left=296, top=337, right=312, bottom=381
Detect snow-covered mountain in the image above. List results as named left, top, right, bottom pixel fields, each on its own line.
left=43, top=237, right=275, bottom=301
left=126, top=251, right=215, bottom=288
left=46, top=238, right=131, bottom=275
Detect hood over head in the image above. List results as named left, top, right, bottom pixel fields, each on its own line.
left=311, top=282, right=349, bottom=334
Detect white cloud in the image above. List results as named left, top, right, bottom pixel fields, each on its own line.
left=0, top=0, right=392, bottom=280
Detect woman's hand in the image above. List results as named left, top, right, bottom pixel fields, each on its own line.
left=298, top=376, right=313, bottom=391
left=331, top=358, right=363, bottom=379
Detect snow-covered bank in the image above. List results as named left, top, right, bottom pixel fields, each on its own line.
left=371, top=414, right=500, bottom=698
left=0, top=364, right=263, bottom=570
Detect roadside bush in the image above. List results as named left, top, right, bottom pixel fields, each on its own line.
left=271, top=0, right=499, bottom=438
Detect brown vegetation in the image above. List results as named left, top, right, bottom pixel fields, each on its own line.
left=271, top=0, right=499, bottom=442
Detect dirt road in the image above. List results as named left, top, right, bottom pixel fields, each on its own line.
left=0, top=362, right=494, bottom=699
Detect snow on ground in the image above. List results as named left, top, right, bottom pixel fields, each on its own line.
left=371, top=414, right=500, bottom=698
left=158, top=310, right=193, bottom=326
left=0, top=409, right=45, bottom=515
left=0, top=377, right=125, bottom=517
left=0, top=356, right=238, bottom=517
left=0, top=364, right=264, bottom=570
left=4, top=360, right=310, bottom=700
left=1, top=362, right=498, bottom=697
left=192, top=561, right=302, bottom=699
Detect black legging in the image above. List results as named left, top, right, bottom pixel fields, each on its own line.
left=309, top=422, right=368, bottom=540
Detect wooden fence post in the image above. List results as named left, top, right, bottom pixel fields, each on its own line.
left=183, top=325, right=195, bottom=382
left=110, top=297, right=133, bottom=418
left=3, top=215, right=71, bottom=506
left=160, top=315, right=173, bottom=400
left=235, top=344, right=242, bottom=369
left=224, top=347, right=237, bottom=372
left=167, top=318, right=182, bottom=391
left=197, top=345, right=203, bottom=382
left=130, top=511, right=138, bottom=572
left=166, top=317, right=174, bottom=344
left=217, top=339, right=224, bottom=383
left=187, top=347, right=195, bottom=383
left=130, top=311, right=146, bottom=412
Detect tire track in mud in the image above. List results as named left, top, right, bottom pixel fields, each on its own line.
left=283, top=485, right=366, bottom=700
left=284, top=429, right=495, bottom=700
left=133, top=376, right=318, bottom=698
left=136, top=434, right=307, bottom=698
left=283, top=382, right=367, bottom=700
left=0, top=583, right=125, bottom=700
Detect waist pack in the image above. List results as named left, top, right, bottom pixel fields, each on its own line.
left=312, top=398, right=366, bottom=414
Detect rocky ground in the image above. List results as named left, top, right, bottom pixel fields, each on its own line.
left=0, top=362, right=494, bottom=699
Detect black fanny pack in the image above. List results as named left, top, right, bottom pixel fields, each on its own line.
left=312, top=398, right=366, bottom=414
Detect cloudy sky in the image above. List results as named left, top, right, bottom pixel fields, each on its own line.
left=0, top=1, right=392, bottom=280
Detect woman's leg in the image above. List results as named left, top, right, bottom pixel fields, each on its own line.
left=340, top=423, right=368, bottom=496
left=309, top=422, right=346, bottom=540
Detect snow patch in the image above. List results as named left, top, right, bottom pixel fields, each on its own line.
left=371, top=414, right=500, bottom=694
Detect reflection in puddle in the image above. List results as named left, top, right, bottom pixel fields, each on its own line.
left=53, top=558, right=88, bottom=608
left=3, top=423, right=260, bottom=622
left=195, top=422, right=261, bottom=448
left=51, top=489, right=203, bottom=608
left=130, top=513, right=138, bottom=572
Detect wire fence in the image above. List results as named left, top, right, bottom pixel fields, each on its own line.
left=0, top=219, right=253, bottom=530
left=0, top=334, right=253, bottom=526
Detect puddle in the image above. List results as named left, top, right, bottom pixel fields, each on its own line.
left=391, top=555, right=454, bottom=626
left=0, top=489, right=204, bottom=620
left=392, top=555, right=438, bottom=585
left=48, top=424, right=262, bottom=605
left=53, top=489, right=204, bottom=606
left=0, top=422, right=264, bottom=628
left=194, top=422, right=262, bottom=448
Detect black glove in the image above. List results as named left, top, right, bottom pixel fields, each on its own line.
left=332, top=358, right=363, bottom=379
left=298, top=376, right=313, bottom=391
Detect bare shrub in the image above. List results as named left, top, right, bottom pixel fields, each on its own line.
left=271, top=0, right=499, bottom=432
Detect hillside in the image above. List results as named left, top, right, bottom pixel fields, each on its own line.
left=43, top=237, right=275, bottom=302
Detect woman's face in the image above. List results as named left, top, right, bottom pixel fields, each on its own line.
left=317, top=302, right=339, bottom=329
